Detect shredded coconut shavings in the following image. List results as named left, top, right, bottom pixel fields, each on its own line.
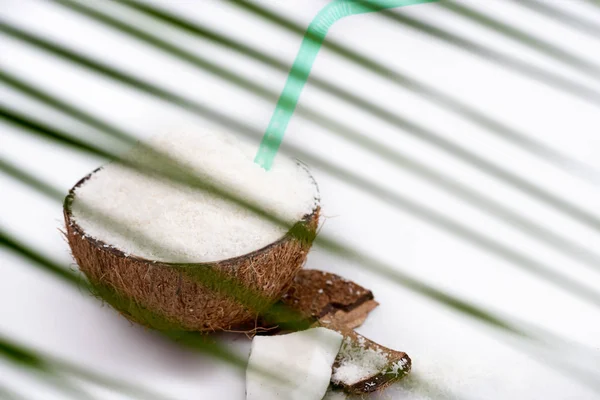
left=71, top=130, right=317, bottom=262
left=389, top=357, right=410, bottom=377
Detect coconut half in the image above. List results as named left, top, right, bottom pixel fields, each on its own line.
left=63, top=130, right=320, bottom=332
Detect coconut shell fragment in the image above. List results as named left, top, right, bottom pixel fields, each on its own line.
left=323, top=322, right=412, bottom=395
left=262, top=269, right=379, bottom=332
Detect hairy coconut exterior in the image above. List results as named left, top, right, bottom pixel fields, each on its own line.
left=64, top=171, right=320, bottom=333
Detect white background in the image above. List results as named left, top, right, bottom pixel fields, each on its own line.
left=2, top=0, right=600, bottom=399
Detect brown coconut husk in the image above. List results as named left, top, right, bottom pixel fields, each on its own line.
left=64, top=170, right=320, bottom=333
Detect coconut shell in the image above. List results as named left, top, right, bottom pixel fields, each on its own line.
left=259, top=269, right=379, bottom=332
left=64, top=171, right=320, bottom=333
left=323, top=321, right=412, bottom=395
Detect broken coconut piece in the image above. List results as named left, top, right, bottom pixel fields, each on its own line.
left=323, top=323, right=411, bottom=394
left=263, top=269, right=378, bottom=331
left=246, top=327, right=343, bottom=400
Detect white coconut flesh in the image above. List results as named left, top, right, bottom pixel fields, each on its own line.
left=70, top=130, right=318, bottom=263
left=246, top=328, right=343, bottom=400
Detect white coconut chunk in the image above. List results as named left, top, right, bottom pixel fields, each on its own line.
left=246, top=327, right=343, bottom=400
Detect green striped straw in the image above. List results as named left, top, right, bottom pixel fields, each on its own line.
left=254, top=0, right=439, bottom=170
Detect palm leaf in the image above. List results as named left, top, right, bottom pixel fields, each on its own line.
left=2, top=0, right=600, bottom=398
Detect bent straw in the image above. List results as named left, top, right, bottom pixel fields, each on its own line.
left=254, top=0, right=439, bottom=170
